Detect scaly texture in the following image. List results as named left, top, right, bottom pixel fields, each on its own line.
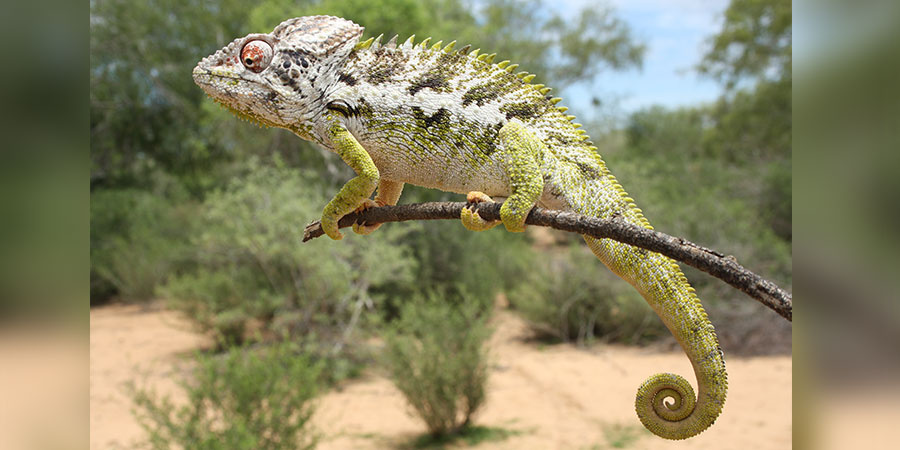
left=193, top=16, right=727, bottom=439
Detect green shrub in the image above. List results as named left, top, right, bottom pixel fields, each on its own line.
left=91, top=188, right=192, bottom=303
left=131, top=341, right=322, bottom=450
left=508, top=245, right=666, bottom=346
left=161, top=268, right=281, bottom=347
left=162, top=159, right=417, bottom=348
left=382, top=290, right=492, bottom=436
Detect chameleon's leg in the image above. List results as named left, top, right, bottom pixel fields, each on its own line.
left=321, top=123, right=380, bottom=240
left=461, top=119, right=543, bottom=232
left=352, top=179, right=404, bottom=235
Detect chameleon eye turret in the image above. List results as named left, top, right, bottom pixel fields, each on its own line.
left=240, top=40, right=273, bottom=73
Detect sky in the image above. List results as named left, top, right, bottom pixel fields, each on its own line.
left=554, top=0, right=730, bottom=118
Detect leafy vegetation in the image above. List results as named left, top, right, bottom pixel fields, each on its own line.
left=131, top=341, right=322, bottom=450
left=382, top=291, right=493, bottom=436
left=509, top=244, right=667, bottom=346
left=90, top=187, right=194, bottom=303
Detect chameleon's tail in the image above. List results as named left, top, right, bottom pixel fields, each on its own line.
left=583, top=235, right=728, bottom=439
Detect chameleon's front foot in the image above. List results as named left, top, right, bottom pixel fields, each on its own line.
left=320, top=199, right=381, bottom=240
left=319, top=120, right=382, bottom=240
left=461, top=191, right=501, bottom=231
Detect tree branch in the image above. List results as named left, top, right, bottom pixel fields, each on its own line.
left=302, top=202, right=792, bottom=322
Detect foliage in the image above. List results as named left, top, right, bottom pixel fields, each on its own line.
left=508, top=245, right=667, bottom=346
left=90, top=188, right=194, bottom=303
left=382, top=291, right=492, bottom=436
left=473, top=0, right=644, bottom=89
left=697, top=0, right=791, bottom=89
left=131, top=341, right=322, bottom=450
left=705, top=78, right=791, bottom=240
left=161, top=159, right=417, bottom=347
left=619, top=103, right=792, bottom=278
left=90, top=0, right=256, bottom=193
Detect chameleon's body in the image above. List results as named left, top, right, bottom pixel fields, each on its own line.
left=194, top=16, right=727, bottom=439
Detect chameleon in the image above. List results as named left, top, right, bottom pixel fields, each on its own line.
left=193, top=16, right=727, bottom=440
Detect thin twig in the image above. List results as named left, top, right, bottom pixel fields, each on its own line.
left=302, top=202, right=792, bottom=321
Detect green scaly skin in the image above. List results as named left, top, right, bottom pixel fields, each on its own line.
left=193, top=16, right=727, bottom=439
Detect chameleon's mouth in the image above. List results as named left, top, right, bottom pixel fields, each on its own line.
left=192, top=74, right=282, bottom=130
left=191, top=65, right=244, bottom=107
left=191, top=65, right=241, bottom=91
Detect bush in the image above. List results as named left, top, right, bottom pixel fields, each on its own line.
left=131, top=341, right=322, bottom=450
left=161, top=159, right=417, bottom=348
left=161, top=268, right=281, bottom=347
left=91, top=188, right=193, bottom=303
left=508, top=245, right=667, bottom=346
left=382, top=290, right=492, bottom=436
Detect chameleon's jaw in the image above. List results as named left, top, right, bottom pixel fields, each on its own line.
left=192, top=65, right=240, bottom=111
left=192, top=65, right=281, bottom=129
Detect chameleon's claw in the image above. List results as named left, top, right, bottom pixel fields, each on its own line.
left=352, top=198, right=384, bottom=235
left=461, top=191, right=501, bottom=231
left=465, top=191, right=494, bottom=204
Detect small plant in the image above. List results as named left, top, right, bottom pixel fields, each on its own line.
left=131, top=341, right=322, bottom=450
left=383, top=290, right=492, bottom=437
left=509, top=245, right=666, bottom=346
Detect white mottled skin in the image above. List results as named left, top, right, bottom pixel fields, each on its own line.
left=194, top=16, right=728, bottom=440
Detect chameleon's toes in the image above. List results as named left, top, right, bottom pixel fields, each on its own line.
left=353, top=198, right=382, bottom=213
left=352, top=199, right=383, bottom=235
left=461, top=191, right=500, bottom=231
left=466, top=191, right=495, bottom=204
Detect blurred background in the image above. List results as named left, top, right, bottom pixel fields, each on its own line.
left=85, top=0, right=793, bottom=448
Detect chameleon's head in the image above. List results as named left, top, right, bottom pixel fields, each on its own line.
left=193, top=16, right=364, bottom=138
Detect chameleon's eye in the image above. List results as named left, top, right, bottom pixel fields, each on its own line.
left=240, top=40, right=273, bottom=73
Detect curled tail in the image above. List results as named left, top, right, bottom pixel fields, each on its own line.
left=583, top=235, right=728, bottom=439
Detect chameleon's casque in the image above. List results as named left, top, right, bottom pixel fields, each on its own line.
left=194, top=15, right=728, bottom=440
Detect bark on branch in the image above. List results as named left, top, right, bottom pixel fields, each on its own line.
left=302, top=201, right=792, bottom=322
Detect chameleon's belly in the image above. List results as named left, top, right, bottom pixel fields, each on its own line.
left=365, top=138, right=512, bottom=196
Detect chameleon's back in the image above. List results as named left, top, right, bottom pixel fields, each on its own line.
left=335, top=36, right=609, bottom=199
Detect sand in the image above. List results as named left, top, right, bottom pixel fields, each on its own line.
left=90, top=303, right=791, bottom=449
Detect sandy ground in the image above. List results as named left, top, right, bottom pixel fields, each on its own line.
left=90, top=303, right=791, bottom=449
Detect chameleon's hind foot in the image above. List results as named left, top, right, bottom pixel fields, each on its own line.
left=352, top=198, right=384, bottom=235
left=461, top=191, right=501, bottom=231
